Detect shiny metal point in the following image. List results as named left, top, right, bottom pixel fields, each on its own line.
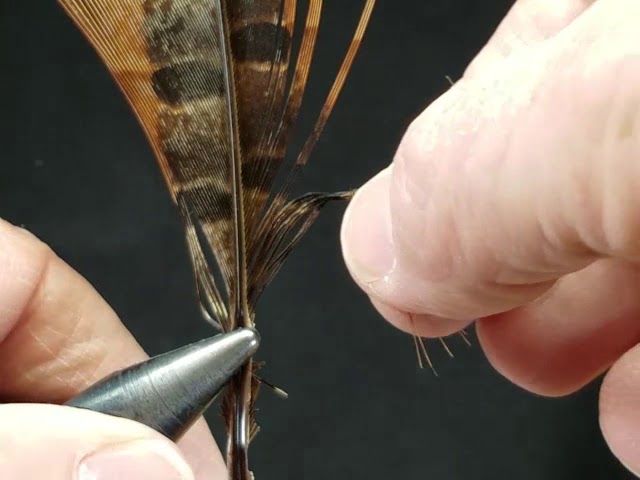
left=66, top=328, right=260, bottom=441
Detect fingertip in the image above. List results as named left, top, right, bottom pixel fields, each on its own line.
left=342, top=174, right=472, bottom=338
left=341, top=167, right=395, bottom=287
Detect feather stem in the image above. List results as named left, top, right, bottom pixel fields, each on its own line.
left=216, top=0, right=249, bottom=328
left=215, top=2, right=252, bottom=478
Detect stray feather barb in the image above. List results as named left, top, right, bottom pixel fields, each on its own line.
left=58, top=0, right=376, bottom=478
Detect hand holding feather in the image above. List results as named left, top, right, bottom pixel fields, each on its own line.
left=0, top=218, right=223, bottom=479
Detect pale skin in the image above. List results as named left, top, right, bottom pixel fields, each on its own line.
left=341, top=0, right=640, bottom=477
left=1, top=0, right=637, bottom=478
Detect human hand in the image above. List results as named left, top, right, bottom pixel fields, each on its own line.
left=0, top=219, right=225, bottom=479
left=341, top=0, right=640, bottom=476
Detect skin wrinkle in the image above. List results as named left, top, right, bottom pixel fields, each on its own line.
left=28, top=324, right=66, bottom=360
left=7, top=287, right=107, bottom=397
left=391, top=90, right=472, bottom=284
left=0, top=235, right=115, bottom=399
left=581, top=66, right=626, bottom=253
left=25, top=335, right=103, bottom=394
left=505, top=92, right=598, bottom=277
left=492, top=56, right=549, bottom=276
left=496, top=36, right=640, bottom=270
left=458, top=48, right=545, bottom=282
left=47, top=309, right=102, bottom=370
left=469, top=130, right=512, bottom=283
left=494, top=78, right=535, bottom=282
left=599, top=60, right=640, bottom=258
left=585, top=66, right=640, bottom=256
left=376, top=14, right=596, bottom=318
left=371, top=119, right=561, bottom=319
left=496, top=35, right=616, bottom=268
left=4, top=340, right=100, bottom=402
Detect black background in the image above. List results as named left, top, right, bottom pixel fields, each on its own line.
left=0, top=1, right=634, bottom=479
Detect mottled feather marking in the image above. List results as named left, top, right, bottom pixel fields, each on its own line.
left=152, top=60, right=225, bottom=105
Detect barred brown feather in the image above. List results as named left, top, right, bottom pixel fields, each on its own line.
left=58, top=0, right=375, bottom=478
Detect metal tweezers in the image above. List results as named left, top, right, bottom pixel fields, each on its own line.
left=65, top=328, right=260, bottom=441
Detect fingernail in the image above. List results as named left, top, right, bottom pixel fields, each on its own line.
left=78, top=440, right=194, bottom=480
left=342, top=168, right=395, bottom=284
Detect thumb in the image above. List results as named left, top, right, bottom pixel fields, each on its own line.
left=341, top=1, right=640, bottom=337
left=0, top=404, right=195, bottom=479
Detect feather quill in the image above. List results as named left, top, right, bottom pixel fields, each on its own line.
left=58, top=0, right=375, bottom=477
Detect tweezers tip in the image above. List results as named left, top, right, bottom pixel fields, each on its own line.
left=232, top=327, right=261, bottom=360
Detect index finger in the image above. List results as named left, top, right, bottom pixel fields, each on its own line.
left=0, top=218, right=225, bottom=478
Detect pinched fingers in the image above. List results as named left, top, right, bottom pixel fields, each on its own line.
left=341, top=1, right=640, bottom=475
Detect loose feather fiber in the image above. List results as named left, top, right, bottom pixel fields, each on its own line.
left=58, top=0, right=376, bottom=478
